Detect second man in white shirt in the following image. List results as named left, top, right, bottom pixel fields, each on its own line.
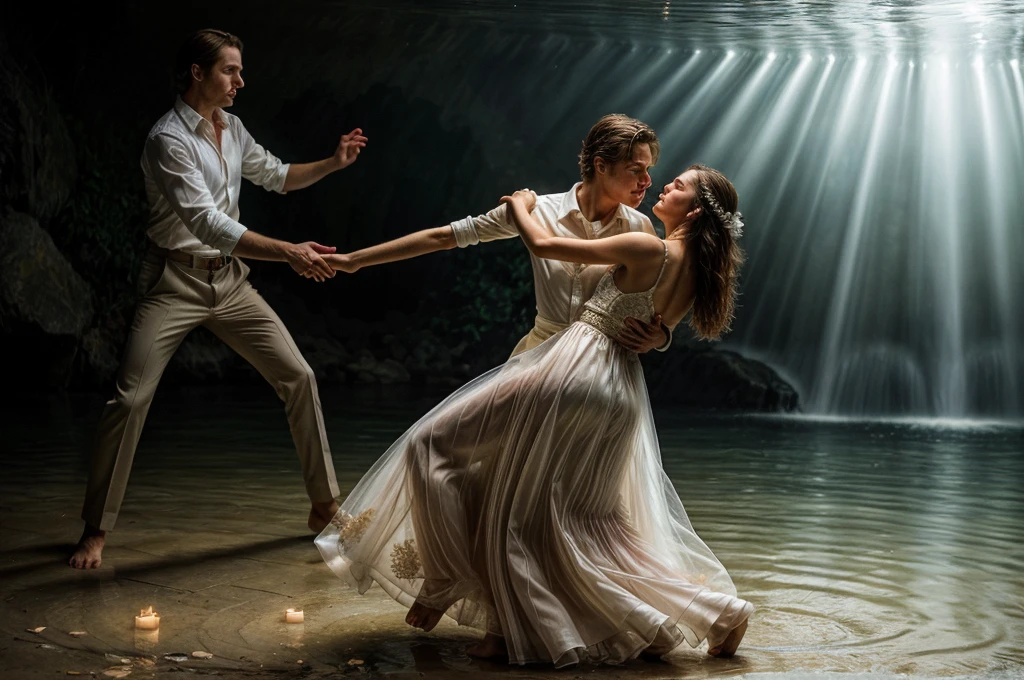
left=70, top=28, right=367, bottom=569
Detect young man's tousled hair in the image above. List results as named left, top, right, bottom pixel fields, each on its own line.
left=578, top=114, right=660, bottom=180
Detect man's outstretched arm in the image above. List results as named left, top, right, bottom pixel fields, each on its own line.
left=232, top=231, right=338, bottom=281
left=322, top=199, right=524, bottom=273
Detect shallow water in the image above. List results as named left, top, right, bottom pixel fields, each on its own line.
left=334, top=0, right=1024, bottom=53
left=1, top=386, right=1022, bottom=678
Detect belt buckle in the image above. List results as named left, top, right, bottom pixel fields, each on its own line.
left=187, top=254, right=229, bottom=271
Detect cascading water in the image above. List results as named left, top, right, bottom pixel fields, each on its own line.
left=328, top=0, right=1024, bottom=418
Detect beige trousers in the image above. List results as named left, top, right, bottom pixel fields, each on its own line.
left=509, top=315, right=567, bottom=358
left=82, top=248, right=339, bottom=530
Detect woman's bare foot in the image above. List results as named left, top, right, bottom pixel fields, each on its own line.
left=69, top=525, right=106, bottom=569
left=708, top=618, right=748, bottom=658
left=640, top=633, right=677, bottom=660
left=308, top=500, right=339, bottom=533
left=467, top=633, right=507, bottom=659
left=405, top=601, right=445, bottom=632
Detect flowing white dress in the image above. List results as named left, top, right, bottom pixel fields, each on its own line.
left=316, top=246, right=754, bottom=667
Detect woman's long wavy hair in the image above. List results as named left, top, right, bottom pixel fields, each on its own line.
left=684, top=164, right=745, bottom=341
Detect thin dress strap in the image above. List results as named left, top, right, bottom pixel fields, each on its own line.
left=650, top=241, right=669, bottom=291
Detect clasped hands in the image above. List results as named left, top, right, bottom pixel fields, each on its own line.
left=298, top=187, right=667, bottom=353
left=291, top=242, right=337, bottom=282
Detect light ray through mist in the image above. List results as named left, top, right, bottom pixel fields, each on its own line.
left=974, top=61, right=1021, bottom=414
left=320, top=6, right=1024, bottom=419
left=697, top=54, right=780, bottom=162
left=735, top=57, right=831, bottom=339
left=628, top=48, right=1022, bottom=418
left=732, top=54, right=819, bottom=194
left=812, top=59, right=901, bottom=413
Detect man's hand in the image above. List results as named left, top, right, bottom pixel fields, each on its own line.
left=500, top=188, right=537, bottom=212
left=333, top=128, right=368, bottom=170
left=289, top=242, right=337, bottom=282
left=617, top=314, right=667, bottom=353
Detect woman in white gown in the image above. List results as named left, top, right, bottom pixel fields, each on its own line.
left=316, top=164, right=753, bottom=667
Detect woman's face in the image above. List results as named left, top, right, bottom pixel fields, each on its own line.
left=652, top=169, right=700, bottom=227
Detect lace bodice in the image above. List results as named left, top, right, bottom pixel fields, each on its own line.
left=578, top=242, right=668, bottom=341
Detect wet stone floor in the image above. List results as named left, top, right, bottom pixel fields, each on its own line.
left=2, top=387, right=1022, bottom=680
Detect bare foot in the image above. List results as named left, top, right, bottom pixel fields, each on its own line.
left=69, top=525, right=106, bottom=569
left=467, top=633, right=507, bottom=659
left=641, top=624, right=679, bottom=660
left=405, top=601, right=445, bottom=632
left=708, top=618, right=748, bottom=658
left=308, top=500, right=339, bottom=533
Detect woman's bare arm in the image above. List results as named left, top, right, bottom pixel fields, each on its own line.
left=502, top=193, right=663, bottom=269
left=323, top=226, right=457, bottom=272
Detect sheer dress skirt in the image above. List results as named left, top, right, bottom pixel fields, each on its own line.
left=316, top=321, right=754, bottom=667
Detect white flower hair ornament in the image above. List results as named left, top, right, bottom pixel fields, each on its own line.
left=699, top=183, right=744, bottom=239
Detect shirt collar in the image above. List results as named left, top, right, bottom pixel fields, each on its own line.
left=559, top=182, right=629, bottom=231
left=174, top=97, right=226, bottom=132
left=612, top=202, right=632, bottom=224
left=558, top=182, right=585, bottom=220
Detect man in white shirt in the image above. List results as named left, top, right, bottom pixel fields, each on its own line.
left=70, top=29, right=365, bottom=569
left=326, top=114, right=672, bottom=355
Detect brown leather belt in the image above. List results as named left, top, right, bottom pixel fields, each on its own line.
left=154, top=246, right=232, bottom=271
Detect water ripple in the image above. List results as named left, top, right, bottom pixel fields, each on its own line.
left=1, top=388, right=1021, bottom=677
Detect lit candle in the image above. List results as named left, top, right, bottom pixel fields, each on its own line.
left=285, top=608, right=304, bottom=624
left=134, top=627, right=159, bottom=651
left=135, top=606, right=160, bottom=630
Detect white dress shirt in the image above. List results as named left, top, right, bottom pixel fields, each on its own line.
left=141, top=97, right=290, bottom=257
left=450, top=183, right=663, bottom=332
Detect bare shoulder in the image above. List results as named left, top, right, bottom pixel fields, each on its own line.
left=617, top=231, right=665, bottom=259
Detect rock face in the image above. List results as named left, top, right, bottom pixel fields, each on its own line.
left=0, top=210, right=93, bottom=387
left=0, top=39, right=801, bottom=408
left=67, top=286, right=800, bottom=411
left=0, top=42, right=77, bottom=221
left=78, top=322, right=122, bottom=388
left=643, top=344, right=800, bottom=412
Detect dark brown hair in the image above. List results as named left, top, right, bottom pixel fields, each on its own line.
left=685, top=164, right=745, bottom=341
left=173, top=29, right=244, bottom=95
left=578, top=114, right=660, bottom=180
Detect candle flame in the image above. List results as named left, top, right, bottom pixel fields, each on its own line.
left=140, top=606, right=156, bottom=617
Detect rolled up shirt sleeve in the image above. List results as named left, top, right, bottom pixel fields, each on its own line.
left=144, top=133, right=248, bottom=255
left=238, top=121, right=290, bottom=193
left=449, top=203, right=519, bottom=248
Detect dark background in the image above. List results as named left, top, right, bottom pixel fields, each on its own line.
left=6, top=0, right=940, bottom=415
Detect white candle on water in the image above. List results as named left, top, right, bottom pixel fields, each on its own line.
left=135, top=606, right=160, bottom=630
left=285, top=608, right=304, bottom=624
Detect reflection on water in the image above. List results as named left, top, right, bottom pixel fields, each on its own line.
left=2, top=386, right=1022, bottom=678
left=333, top=0, right=1024, bottom=53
